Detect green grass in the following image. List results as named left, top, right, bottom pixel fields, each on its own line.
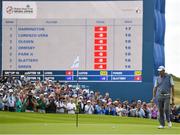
left=0, top=112, right=180, bottom=134
left=174, top=81, right=180, bottom=104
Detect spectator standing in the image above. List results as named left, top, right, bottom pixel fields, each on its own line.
left=7, top=89, right=16, bottom=112
left=66, top=98, right=76, bottom=114
left=84, top=100, right=94, bottom=114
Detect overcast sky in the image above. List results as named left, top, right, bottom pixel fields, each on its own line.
left=165, top=0, right=180, bottom=77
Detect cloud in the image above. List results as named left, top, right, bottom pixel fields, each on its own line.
left=165, top=0, right=180, bottom=77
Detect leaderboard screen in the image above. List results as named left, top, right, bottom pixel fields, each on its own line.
left=2, top=0, right=143, bottom=82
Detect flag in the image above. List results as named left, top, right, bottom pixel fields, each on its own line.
left=71, top=56, right=79, bottom=69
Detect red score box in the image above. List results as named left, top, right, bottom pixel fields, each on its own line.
left=94, top=52, right=107, bottom=57
left=94, top=33, right=107, bottom=38
left=94, top=64, right=107, bottom=69
left=134, top=76, right=142, bottom=81
left=94, top=46, right=107, bottom=51
left=94, top=58, right=107, bottom=63
left=65, top=70, right=73, bottom=75
left=94, top=39, right=107, bottom=44
left=94, top=26, right=107, bottom=32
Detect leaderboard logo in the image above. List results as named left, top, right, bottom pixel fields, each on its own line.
left=3, top=2, right=37, bottom=18
left=6, top=4, right=34, bottom=14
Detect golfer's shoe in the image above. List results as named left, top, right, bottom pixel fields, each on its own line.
left=168, top=122, right=172, bottom=128
left=158, top=125, right=164, bottom=129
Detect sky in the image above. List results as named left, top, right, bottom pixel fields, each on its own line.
left=165, top=0, right=180, bottom=77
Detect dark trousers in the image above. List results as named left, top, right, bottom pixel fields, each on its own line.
left=9, top=107, right=15, bottom=112
left=158, top=96, right=170, bottom=126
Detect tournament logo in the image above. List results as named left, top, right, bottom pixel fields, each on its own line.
left=6, top=6, right=13, bottom=14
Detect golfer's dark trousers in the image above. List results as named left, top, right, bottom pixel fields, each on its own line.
left=158, top=95, right=170, bottom=126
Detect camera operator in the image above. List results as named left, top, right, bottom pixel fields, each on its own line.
left=23, top=91, right=37, bottom=112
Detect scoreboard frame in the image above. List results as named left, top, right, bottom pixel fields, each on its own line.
left=0, top=0, right=154, bottom=101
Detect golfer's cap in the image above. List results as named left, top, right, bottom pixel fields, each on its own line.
left=157, top=66, right=165, bottom=72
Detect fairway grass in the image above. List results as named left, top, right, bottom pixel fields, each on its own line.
left=0, top=112, right=180, bottom=134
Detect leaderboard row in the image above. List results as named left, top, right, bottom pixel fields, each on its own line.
left=3, top=70, right=142, bottom=82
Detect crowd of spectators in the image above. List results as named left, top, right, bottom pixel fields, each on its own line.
left=0, top=75, right=179, bottom=123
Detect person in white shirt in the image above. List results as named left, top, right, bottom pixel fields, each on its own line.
left=84, top=100, right=94, bottom=114
left=7, top=89, right=16, bottom=112
left=66, top=98, right=76, bottom=114
left=56, top=97, right=67, bottom=113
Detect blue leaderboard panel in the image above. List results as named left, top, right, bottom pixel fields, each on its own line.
left=3, top=70, right=142, bottom=82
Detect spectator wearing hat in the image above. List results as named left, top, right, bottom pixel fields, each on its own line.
left=7, top=89, right=16, bottom=112
left=152, top=66, right=175, bottom=128
left=66, top=98, right=76, bottom=114
left=136, top=100, right=145, bottom=118
left=84, top=100, right=94, bottom=114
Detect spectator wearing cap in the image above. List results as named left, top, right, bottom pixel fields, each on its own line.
left=84, top=100, right=94, bottom=114
left=88, top=91, right=95, bottom=100
left=152, top=65, right=174, bottom=128
left=66, top=98, right=76, bottom=114
left=7, top=89, right=16, bottom=112
left=136, top=100, right=145, bottom=118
